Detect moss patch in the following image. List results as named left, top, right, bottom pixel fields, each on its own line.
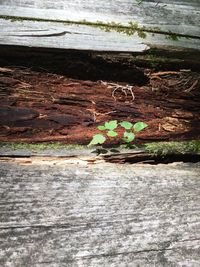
left=0, top=142, right=84, bottom=151
left=144, top=140, right=200, bottom=155
left=0, top=141, right=200, bottom=155
left=95, top=21, right=147, bottom=38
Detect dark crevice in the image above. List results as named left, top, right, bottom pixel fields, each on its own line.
left=0, top=45, right=148, bottom=85
left=103, top=153, right=200, bottom=164
left=0, top=155, right=32, bottom=158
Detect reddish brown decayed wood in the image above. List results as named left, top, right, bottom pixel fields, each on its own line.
left=0, top=67, right=199, bottom=144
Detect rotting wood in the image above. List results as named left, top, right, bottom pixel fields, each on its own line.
left=0, top=65, right=199, bottom=144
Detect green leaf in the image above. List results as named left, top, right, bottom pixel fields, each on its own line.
left=105, top=120, right=118, bottom=130
left=107, top=131, right=118, bottom=137
left=88, top=134, right=106, bottom=146
left=133, top=122, right=148, bottom=132
left=119, top=121, right=133, bottom=130
left=123, top=132, right=135, bottom=143
left=97, top=125, right=106, bottom=131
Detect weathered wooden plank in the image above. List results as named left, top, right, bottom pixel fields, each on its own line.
left=0, top=18, right=200, bottom=52
left=0, top=19, right=147, bottom=52
left=0, top=160, right=200, bottom=266
left=0, top=0, right=199, bottom=37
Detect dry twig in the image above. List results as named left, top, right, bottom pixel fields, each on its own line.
left=100, top=81, right=135, bottom=101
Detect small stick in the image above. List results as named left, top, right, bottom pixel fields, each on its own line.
left=151, top=71, right=181, bottom=77
left=184, top=80, right=198, bottom=92
left=100, top=81, right=135, bottom=101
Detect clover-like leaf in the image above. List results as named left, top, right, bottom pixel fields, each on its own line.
left=119, top=121, right=133, bottom=130
left=133, top=122, right=148, bottom=132
left=88, top=134, right=106, bottom=146
left=107, top=131, right=118, bottom=137
left=105, top=120, right=118, bottom=130
left=97, top=125, right=106, bottom=131
left=123, top=132, right=135, bottom=143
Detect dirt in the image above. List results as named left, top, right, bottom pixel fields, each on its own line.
left=0, top=66, right=199, bottom=145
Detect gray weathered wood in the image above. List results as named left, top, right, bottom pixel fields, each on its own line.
left=0, top=19, right=148, bottom=52
left=0, top=0, right=200, bottom=37
left=1, top=18, right=200, bottom=52
left=0, top=158, right=200, bottom=266
left=0, top=0, right=200, bottom=52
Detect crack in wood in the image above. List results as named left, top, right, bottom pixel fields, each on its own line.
left=76, top=247, right=176, bottom=259
left=9, top=31, right=72, bottom=37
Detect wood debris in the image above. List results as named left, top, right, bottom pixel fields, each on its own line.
left=100, top=81, right=135, bottom=101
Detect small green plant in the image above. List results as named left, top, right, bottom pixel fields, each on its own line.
left=88, top=120, right=148, bottom=147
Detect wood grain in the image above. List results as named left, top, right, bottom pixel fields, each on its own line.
left=0, top=0, right=200, bottom=52
left=0, top=160, right=200, bottom=266
left=0, top=0, right=199, bottom=36
left=1, top=18, right=200, bottom=52
left=0, top=19, right=148, bottom=52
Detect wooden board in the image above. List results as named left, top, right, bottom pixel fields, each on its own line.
left=0, top=0, right=200, bottom=52
left=1, top=0, right=200, bottom=36
left=0, top=158, right=200, bottom=266
left=0, top=18, right=200, bottom=52
left=0, top=19, right=148, bottom=52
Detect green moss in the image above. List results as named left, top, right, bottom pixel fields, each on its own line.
left=166, top=33, right=180, bottom=42
left=0, top=142, right=84, bottom=151
left=95, top=21, right=147, bottom=38
left=144, top=140, right=200, bottom=155
left=0, top=141, right=200, bottom=155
